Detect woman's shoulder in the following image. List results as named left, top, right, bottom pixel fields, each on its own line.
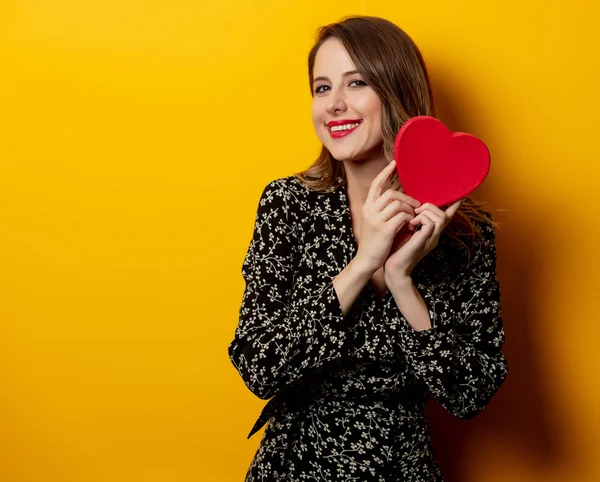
left=259, top=174, right=340, bottom=213
left=262, top=174, right=313, bottom=195
left=257, top=175, right=310, bottom=211
left=265, top=174, right=340, bottom=192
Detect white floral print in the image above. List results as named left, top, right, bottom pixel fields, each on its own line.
left=228, top=176, right=508, bottom=481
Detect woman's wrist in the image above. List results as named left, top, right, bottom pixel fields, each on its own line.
left=333, top=255, right=378, bottom=318
left=352, top=252, right=379, bottom=279
left=386, top=275, right=432, bottom=332
left=384, top=271, right=413, bottom=292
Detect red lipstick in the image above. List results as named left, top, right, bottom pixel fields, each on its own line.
left=326, top=119, right=363, bottom=139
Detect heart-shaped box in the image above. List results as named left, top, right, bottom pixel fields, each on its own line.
left=393, top=116, right=491, bottom=207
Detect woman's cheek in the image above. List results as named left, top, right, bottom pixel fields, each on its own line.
left=311, top=107, right=324, bottom=134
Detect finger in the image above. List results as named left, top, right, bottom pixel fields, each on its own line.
left=405, top=222, right=434, bottom=249
left=374, top=188, right=421, bottom=211
left=387, top=211, right=414, bottom=234
left=379, top=199, right=415, bottom=222
left=444, top=199, right=463, bottom=219
left=414, top=202, right=445, bottom=217
left=412, top=212, right=445, bottom=251
left=409, top=211, right=443, bottom=228
left=416, top=200, right=460, bottom=228
left=412, top=212, right=435, bottom=233
left=367, top=161, right=397, bottom=204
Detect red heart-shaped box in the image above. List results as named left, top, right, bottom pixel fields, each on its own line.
left=393, top=116, right=491, bottom=207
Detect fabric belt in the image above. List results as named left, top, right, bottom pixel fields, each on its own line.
left=247, top=396, right=281, bottom=439
left=246, top=382, right=422, bottom=439
left=247, top=386, right=312, bottom=439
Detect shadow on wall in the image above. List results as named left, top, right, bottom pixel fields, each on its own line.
left=424, top=64, right=564, bottom=481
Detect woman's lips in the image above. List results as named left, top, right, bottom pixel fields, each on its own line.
left=327, top=121, right=362, bottom=139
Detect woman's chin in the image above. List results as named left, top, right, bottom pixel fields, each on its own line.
left=328, top=149, right=363, bottom=162
left=332, top=153, right=370, bottom=164
left=326, top=144, right=383, bottom=164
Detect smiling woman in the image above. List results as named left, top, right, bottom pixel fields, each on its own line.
left=311, top=41, right=384, bottom=163
left=228, top=15, right=508, bottom=481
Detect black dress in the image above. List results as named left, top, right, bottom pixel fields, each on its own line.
left=228, top=176, right=508, bottom=481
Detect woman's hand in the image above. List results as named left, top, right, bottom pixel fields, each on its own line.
left=383, top=199, right=463, bottom=283
left=354, top=161, right=421, bottom=274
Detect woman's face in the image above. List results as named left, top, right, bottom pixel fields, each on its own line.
left=311, top=37, right=384, bottom=163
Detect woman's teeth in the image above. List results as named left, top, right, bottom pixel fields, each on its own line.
left=330, top=122, right=360, bottom=132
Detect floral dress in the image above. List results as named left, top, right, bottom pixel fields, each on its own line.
left=227, top=176, right=508, bottom=481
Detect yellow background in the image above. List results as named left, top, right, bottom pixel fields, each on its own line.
left=1, top=1, right=598, bottom=481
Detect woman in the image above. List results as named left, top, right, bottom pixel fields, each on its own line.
left=228, top=15, right=508, bottom=481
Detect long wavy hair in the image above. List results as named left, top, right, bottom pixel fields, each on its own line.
left=295, top=16, right=499, bottom=256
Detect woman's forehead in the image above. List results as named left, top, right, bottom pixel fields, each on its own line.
left=313, top=38, right=357, bottom=79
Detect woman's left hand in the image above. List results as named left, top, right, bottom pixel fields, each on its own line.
left=383, top=199, right=464, bottom=283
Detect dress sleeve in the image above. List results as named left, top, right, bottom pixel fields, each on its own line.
left=384, top=216, right=508, bottom=420
left=227, top=179, right=348, bottom=400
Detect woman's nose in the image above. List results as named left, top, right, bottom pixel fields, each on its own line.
left=326, top=89, right=347, bottom=115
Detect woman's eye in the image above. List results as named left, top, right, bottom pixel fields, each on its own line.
left=314, top=80, right=365, bottom=94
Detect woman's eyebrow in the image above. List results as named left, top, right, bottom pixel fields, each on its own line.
left=313, top=70, right=361, bottom=83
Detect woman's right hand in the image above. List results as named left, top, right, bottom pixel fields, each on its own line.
left=355, top=160, right=422, bottom=273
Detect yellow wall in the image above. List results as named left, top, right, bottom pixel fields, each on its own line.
left=0, top=1, right=598, bottom=481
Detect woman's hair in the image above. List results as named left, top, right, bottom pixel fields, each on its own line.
left=295, top=15, right=499, bottom=254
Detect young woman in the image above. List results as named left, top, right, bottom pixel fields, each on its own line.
left=228, top=15, right=508, bottom=481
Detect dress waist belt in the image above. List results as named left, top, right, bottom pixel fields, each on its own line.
left=247, top=386, right=311, bottom=439
left=247, top=396, right=281, bottom=439
left=247, top=384, right=419, bottom=439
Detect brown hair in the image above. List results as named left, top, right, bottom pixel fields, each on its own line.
left=295, top=16, right=500, bottom=255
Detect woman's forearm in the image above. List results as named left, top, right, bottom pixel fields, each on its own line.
left=333, top=257, right=376, bottom=318
left=387, top=276, right=432, bottom=332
